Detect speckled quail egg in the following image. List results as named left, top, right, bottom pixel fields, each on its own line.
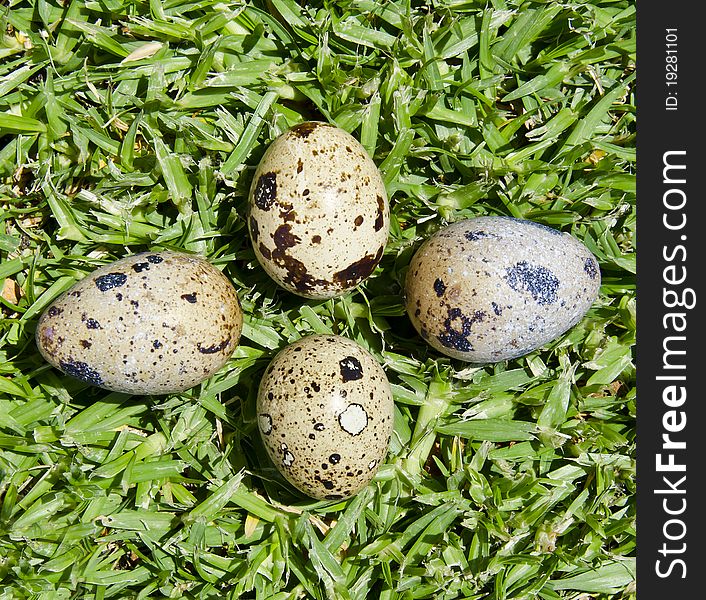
left=36, top=251, right=243, bottom=394
left=405, top=216, right=601, bottom=363
left=248, top=121, right=390, bottom=299
left=256, top=334, right=394, bottom=500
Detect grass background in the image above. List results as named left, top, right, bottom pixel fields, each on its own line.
left=0, top=0, right=635, bottom=598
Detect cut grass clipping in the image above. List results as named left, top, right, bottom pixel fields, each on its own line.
left=1, top=1, right=635, bottom=599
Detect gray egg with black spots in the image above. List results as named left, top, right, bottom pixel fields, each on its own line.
left=35, top=251, right=243, bottom=394
left=405, top=216, right=601, bottom=363
left=248, top=121, right=389, bottom=299
left=257, top=334, right=394, bottom=500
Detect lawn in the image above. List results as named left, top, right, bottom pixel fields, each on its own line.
left=0, top=1, right=636, bottom=599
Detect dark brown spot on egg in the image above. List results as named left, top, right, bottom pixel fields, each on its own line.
left=279, top=204, right=297, bottom=222
left=181, top=293, right=197, bottom=303
left=197, top=337, right=231, bottom=354
left=273, top=224, right=300, bottom=249
left=47, top=306, right=62, bottom=317
left=311, top=235, right=321, bottom=244
left=259, top=243, right=272, bottom=260
left=270, top=225, right=328, bottom=293
left=374, top=195, right=385, bottom=232
left=297, top=158, right=304, bottom=173
left=354, top=215, right=364, bottom=226
left=332, top=245, right=384, bottom=288
left=289, top=121, right=324, bottom=138
left=254, top=172, right=277, bottom=210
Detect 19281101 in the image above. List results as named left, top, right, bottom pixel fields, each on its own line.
left=665, top=29, right=678, bottom=111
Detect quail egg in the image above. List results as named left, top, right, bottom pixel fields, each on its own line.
left=248, top=121, right=389, bottom=299
left=405, top=216, right=601, bottom=362
left=257, top=334, right=394, bottom=500
left=36, top=251, right=243, bottom=394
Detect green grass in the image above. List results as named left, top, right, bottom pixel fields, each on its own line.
left=0, top=1, right=635, bottom=598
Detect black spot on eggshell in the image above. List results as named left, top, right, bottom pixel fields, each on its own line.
left=197, top=337, right=231, bottom=354
left=464, top=230, right=496, bottom=241
left=433, top=278, right=446, bottom=297
left=259, top=243, right=272, bottom=260
left=339, top=356, right=363, bottom=382
left=146, top=254, right=163, bottom=264
left=254, top=172, right=277, bottom=210
left=437, top=307, right=486, bottom=352
left=504, top=261, right=559, bottom=305
left=132, top=262, right=150, bottom=273
left=47, top=306, right=62, bottom=317
left=59, top=359, right=103, bottom=386
left=584, top=257, right=599, bottom=280
left=181, top=293, right=197, bottom=303
left=491, top=302, right=502, bottom=316
left=84, top=318, right=101, bottom=329
left=94, top=273, right=127, bottom=292
left=329, top=453, right=341, bottom=464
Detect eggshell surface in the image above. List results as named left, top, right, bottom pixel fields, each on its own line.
left=248, top=121, right=389, bottom=299
left=36, top=251, right=243, bottom=394
left=405, top=217, right=601, bottom=363
left=257, top=334, right=394, bottom=500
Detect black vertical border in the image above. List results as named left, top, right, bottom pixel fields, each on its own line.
left=636, top=3, right=701, bottom=597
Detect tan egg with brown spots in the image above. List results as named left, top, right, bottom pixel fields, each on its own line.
left=405, top=217, right=601, bottom=363
left=248, top=121, right=389, bottom=299
left=35, top=251, right=243, bottom=395
left=257, top=334, right=394, bottom=500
